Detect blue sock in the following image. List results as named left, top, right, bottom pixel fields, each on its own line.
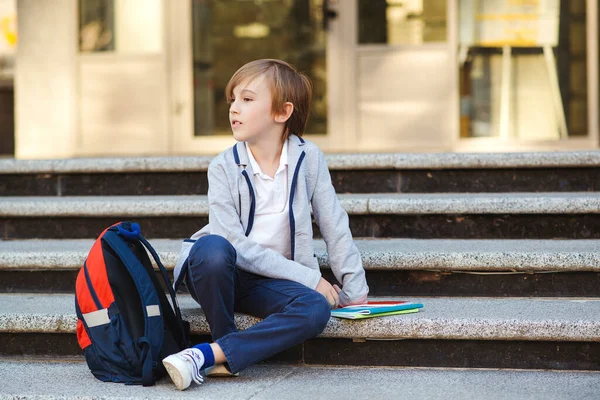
left=192, top=343, right=215, bottom=368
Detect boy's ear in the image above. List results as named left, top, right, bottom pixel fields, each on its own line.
left=274, top=102, right=294, bottom=123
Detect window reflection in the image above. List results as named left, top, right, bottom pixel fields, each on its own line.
left=79, top=0, right=115, bottom=52
left=459, top=0, right=588, bottom=139
left=79, top=0, right=162, bottom=54
left=358, top=0, right=447, bottom=45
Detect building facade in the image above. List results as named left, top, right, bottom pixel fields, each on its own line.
left=6, top=0, right=600, bottom=158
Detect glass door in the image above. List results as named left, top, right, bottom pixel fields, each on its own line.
left=170, top=0, right=331, bottom=155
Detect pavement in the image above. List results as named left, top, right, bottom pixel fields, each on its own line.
left=1, top=359, right=599, bottom=400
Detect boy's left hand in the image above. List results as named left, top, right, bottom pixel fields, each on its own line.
left=334, top=284, right=367, bottom=308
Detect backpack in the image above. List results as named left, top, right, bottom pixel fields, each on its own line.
left=75, top=221, right=190, bottom=386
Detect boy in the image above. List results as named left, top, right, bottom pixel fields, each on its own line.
left=162, top=59, right=369, bottom=390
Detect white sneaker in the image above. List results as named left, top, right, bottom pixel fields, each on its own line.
left=162, top=348, right=205, bottom=390
left=205, top=364, right=240, bottom=377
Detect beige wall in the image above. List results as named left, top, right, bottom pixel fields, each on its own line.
left=15, top=0, right=78, bottom=159
left=357, top=48, right=456, bottom=151
left=78, top=56, right=168, bottom=156
left=114, top=0, right=162, bottom=53
left=15, top=0, right=169, bottom=159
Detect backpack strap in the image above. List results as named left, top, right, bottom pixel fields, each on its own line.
left=101, top=228, right=164, bottom=386
left=138, top=236, right=187, bottom=338
left=138, top=237, right=183, bottom=321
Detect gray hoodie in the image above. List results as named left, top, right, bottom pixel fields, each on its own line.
left=174, top=134, right=369, bottom=305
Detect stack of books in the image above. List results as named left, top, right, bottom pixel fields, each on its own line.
left=330, top=301, right=423, bottom=320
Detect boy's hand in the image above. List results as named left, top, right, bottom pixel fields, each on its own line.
left=316, top=278, right=339, bottom=308
left=334, top=284, right=367, bottom=308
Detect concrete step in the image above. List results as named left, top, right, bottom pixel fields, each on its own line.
left=4, top=293, right=598, bottom=341
left=2, top=152, right=600, bottom=196
left=2, top=193, right=600, bottom=239
left=1, top=360, right=599, bottom=400
left=2, top=294, right=600, bottom=370
left=4, top=152, right=600, bottom=174
left=4, top=238, right=600, bottom=271
left=2, top=239, right=600, bottom=297
left=2, top=193, right=599, bottom=216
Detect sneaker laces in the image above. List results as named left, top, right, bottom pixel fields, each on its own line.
left=180, top=349, right=205, bottom=384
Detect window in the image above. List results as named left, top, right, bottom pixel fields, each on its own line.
left=358, top=0, right=447, bottom=45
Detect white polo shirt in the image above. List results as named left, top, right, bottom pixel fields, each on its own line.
left=245, top=141, right=291, bottom=259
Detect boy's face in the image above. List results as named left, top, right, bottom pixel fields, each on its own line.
left=229, top=73, right=284, bottom=143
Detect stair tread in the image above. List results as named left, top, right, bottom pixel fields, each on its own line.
left=1, top=359, right=598, bottom=400
left=2, top=151, right=600, bottom=174
left=1, top=192, right=600, bottom=216
left=2, top=293, right=599, bottom=341
left=2, top=238, right=600, bottom=271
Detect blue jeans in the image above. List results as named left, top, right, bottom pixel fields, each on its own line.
left=184, top=234, right=331, bottom=374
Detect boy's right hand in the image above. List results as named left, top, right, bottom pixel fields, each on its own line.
left=316, top=277, right=339, bottom=308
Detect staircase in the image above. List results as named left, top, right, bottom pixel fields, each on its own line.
left=1, top=151, right=600, bottom=399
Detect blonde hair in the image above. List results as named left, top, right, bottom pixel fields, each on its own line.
left=225, top=59, right=313, bottom=139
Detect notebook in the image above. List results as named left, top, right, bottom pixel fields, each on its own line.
left=330, top=301, right=423, bottom=320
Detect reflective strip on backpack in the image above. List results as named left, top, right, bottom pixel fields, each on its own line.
left=83, top=308, right=110, bottom=327
left=146, top=305, right=161, bottom=317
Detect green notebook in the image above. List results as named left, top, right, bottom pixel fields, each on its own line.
left=331, top=308, right=419, bottom=320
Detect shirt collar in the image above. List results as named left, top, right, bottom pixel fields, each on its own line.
left=245, top=140, right=288, bottom=177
